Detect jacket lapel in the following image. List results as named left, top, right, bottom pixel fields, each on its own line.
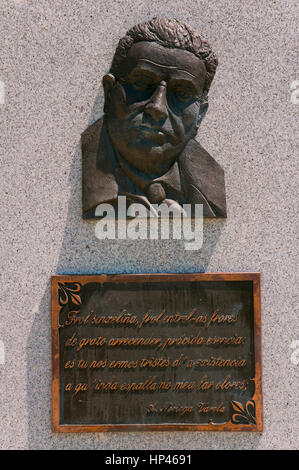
left=179, top=139, right=227, bottom=217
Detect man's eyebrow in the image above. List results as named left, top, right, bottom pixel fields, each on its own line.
left=168, top=77, right=199, bottom=92
left=168, top=77, right=198, bottom=86
left=136, top=58, right=200, bottom=79
left=127, top=67, right=160, bottom=80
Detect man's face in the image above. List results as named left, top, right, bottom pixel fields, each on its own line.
left=104, top=41, right=207, bottom=175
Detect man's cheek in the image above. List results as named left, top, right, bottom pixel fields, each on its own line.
left=182, top=104, right=200, bottom=133
left=109, top=84, right=128, bottom=119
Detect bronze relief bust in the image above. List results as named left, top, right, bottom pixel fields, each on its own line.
left=82, top=17, right=226, bottom=218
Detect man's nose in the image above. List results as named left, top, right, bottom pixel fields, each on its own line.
left=144, top=81, right=168, bottom=122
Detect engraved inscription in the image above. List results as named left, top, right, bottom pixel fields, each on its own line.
left=52, top=274, right=262, bottom=431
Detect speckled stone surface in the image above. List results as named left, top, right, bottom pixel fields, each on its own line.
left=0, top=0, right=298, bottom=450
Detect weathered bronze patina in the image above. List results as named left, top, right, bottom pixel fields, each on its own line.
left=82, top=18, right=226, bottom=218
left=52, top=273, right=262, bottom=432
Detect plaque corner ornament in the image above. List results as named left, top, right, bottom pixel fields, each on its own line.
left=57, top=281, right=82, bottom=307
left=231, top=400, right=256, bottom=426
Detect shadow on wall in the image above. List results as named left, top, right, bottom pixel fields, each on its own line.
left=25, top=88, right=257, bottom=448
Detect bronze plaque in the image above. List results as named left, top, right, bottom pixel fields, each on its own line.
left=52, top=273, right=262, bottom=432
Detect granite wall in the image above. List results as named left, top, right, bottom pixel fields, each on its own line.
left=0, top=0, right=298, bottom=449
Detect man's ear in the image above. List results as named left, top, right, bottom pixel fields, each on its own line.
left=102, top=73, right=116, bottom=113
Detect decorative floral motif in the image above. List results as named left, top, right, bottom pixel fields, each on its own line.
left=58, top=282, right=82, bottom=306
left=231, top=400, right=256, bottom=425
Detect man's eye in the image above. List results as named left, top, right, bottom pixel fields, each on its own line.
left=173, top=88, right=194, bottom=102
left=132, top=79, right=153, bottom=90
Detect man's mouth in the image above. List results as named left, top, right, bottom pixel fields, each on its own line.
left=135, top=125, right=164, bottom=135
left=132, top=125, right=177, bottom=143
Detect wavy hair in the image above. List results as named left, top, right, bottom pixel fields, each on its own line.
left=110, top=17, right=218, bottom=98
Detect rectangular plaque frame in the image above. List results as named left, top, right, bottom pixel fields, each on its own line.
left=52, top=273, right=262, bottom=432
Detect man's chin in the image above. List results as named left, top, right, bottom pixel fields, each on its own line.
left=122, top=144, right=180, bottom=173
left=131, top=142, right=177, bottom=159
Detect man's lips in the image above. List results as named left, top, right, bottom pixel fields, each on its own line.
left=132, top=125, right=177, bottom=143
left=135, top=125, right=164, bottom=134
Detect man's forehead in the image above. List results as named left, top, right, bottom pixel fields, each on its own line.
left=124, top=41, right=206, bottom=82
